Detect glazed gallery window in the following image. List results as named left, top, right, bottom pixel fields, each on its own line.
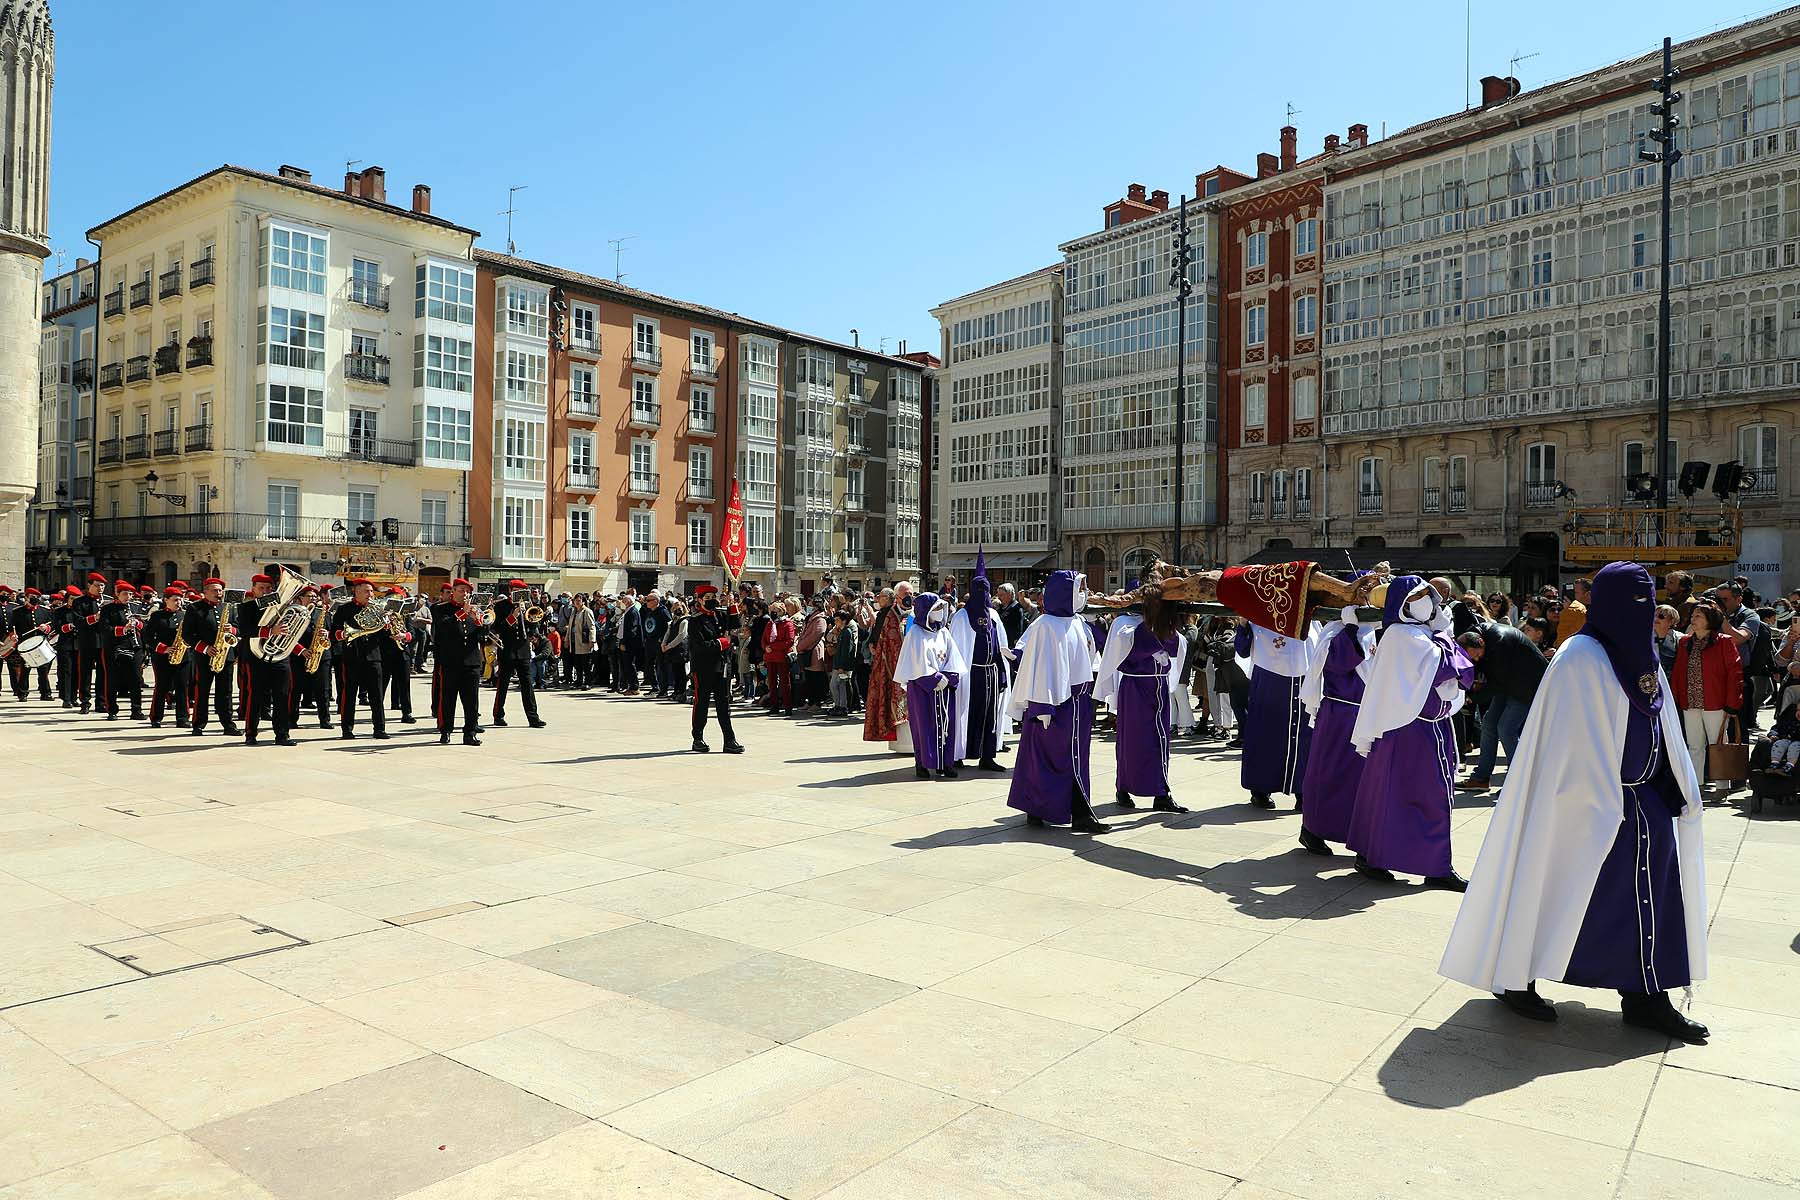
left=414, top=334, right=474, bottom=393
left=263, top=383, right=323, bottom=447
left=498, top=418, right=546, bottom=482
left=262, top=225, right=326, bottom=294
left=502, top=348, right=548, bottom=406
left=501, top=497, right=544, bottom=561
left=259, top=307, right=325, bottom=371
left=503, top=286, right=550, bottom=339
left=416, top=262, right=475, bottom=325
left=422, top=404, right=471, bottom=464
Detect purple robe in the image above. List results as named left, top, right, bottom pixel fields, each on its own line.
left=1562, top=705, right=1691, bottom=991
left=1346, top=637, right=1472, bottom=877
left=1007, top=683, right=1094, bottom=824
left=1112, top=622, right=1180, bottom=799
left=1301, top=628, right=1369, bottom=843
left=1238, top=624, right=1311, bottom=796
left=907, top=672, right=958, bottom=771
left=965, top=618, right=1003, bottom=761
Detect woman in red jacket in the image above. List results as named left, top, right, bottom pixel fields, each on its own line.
left=1672, top=603, right=1743, bottom=786
left=762, top=598, right=798, bottom=715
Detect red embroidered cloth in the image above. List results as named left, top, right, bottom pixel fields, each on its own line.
left=1218, top=561, right=1317, bottom=639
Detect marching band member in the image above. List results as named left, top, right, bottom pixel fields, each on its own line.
left=71, top=571, right=107, bottom=714
left=181, top=577, right=239, bottom=737
left=236, top=573, right=294, bottom=746
left=50, top=587, right=78, bottom=706
left=686, top=585, right=743, bottom=753
left=428, top=580, right=452, bottom=722
left=98, top=581, right=144, bottom=721
left=330, top=577, right=390, bottom=740
left=431, top=578, right=483, bottom=745
left=8, top=588, right=54, bottom=701
left=288, top=585, right=333, bottom=730
left=144, top=586, right=190, bottom=728
left=489, top=579, right=545, bottom=729
left=381, top=585, right=416, bottom=724
left=2, top=586, right=23, bottom=701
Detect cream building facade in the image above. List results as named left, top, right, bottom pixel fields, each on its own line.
left=87, top=165, right=477, bottom=588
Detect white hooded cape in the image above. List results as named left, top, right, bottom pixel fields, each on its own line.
left=1092, top=613, right=1187, bottom=714
left=1300, top=606, right=1376, bottom=721
left=1438, top=635, right=1706, bottom=992
left=1350, top=622, right=1462, bottom=756
left=893, top=616, right=970, bottom=763
left=948, top=606, right=1012, bottom=752
left=1007, top=614, right=1097, bottom=719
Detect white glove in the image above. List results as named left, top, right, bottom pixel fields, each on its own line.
left=1340, top=605, right=1359, bottom=626
left=1037, top=713, right=1052, bottom=728
left=933, top=675, right=949, bottom=692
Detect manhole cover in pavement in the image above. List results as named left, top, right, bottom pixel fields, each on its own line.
left=90, top=916, right=305, bottom=976
left=464, top=800, right=590, bottom=823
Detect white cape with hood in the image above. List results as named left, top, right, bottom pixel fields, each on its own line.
left=1438, top=634, right=1707, bottom=992
left=948, top=605, right=1012, bottom=753
left=894, top=613, right=970, bottom=764
left=1092, top=613, right=1187, bottom=714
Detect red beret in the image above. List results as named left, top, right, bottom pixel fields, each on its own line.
left=24, top=587, right=40, bottom=596
left=250, top=574, right=273, bottom=585
left=347, top=577, right=372, bottom=588
left=64, top=584, right=81, bottom=596
left=202, top=577, right=225, bottom=588
left=694, top=584, right=718, bottom=596
left=452, top=578, right=472, bottom=589
left=388, top=586, right=407, bottom=596
left=87, top=572, right=107, bottom=583
left=0, top=585, right=13, bottom=595
left=506, top=579, right=527, bottom=590
left=163, top=586, right=184, bottom=597
left=114, top=581, right=137, bottom=592
left=297, top=584, right=319, bottom=596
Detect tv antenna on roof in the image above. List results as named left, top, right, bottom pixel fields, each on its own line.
left=1509, top=48, right=1539, bottom=84
left=1285, top=101, right=1301, bottom=125
left=608, top=236, right=636, bottom=283
left=501, top=185, right=528, bottom=257
left=345, top=158, right=362, bottom=176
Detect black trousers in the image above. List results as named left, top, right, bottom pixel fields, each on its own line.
left=76, top=645, right=102, bottom=710
left=438, top=665, right=480, bottom=739
left=691, top=668, right=737, bottom=744
left=56, top=646, right=77, bottom=704
left=241, top=658, right=291, bottom=741
left=105, top=652, right=140, bottom=716
left=383, top=644, right=412, bottom=716
left=149, top=657, right=189, bottom=724
left=290, top=660, right=330, bottom=727
left=492, top=649, right=538, bottom=721
left=189, top=661, right=235, bottom=731
left=337, top=656, right=386, bottom=734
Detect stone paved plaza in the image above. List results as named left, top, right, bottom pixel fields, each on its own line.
left=0, top=687, right=1796, bottom=1199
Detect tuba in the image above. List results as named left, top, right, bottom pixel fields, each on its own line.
left=168, top=624, right=190, bottom=666
left=251, top=567, right=312, bottom=663
left=302, top=606, right=330, bottom=673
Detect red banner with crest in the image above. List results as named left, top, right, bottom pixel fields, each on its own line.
left=719, top=478, right=748, bottom=584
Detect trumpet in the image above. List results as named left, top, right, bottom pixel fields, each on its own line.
left=207, top=625, right=238, bottom=673
left=168, top=625, right=191, bottom=666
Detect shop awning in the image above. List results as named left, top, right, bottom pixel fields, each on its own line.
left=938, top=551, right=1059, bottom=572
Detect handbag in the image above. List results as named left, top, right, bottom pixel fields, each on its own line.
left=1707, top=714, right=1750, bottom=782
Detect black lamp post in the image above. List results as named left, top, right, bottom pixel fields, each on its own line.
left=1169, top=195, right=1194, bottom=565
left=1640, top=37, right=1682, bottom=537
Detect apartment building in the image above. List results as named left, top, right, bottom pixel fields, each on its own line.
left=777, top=337, right=923, bottom=593
left=1251, top=9, right=1800, bottom=598
left=468, top=251, right=743, bottom=594
left=86, top=164, right=477, bottom=587
left=1059, top=182, right=1223, bottom=589
left=929, top=265, right=1062, bottom=584
left=26, top=260, right=97, bottom=588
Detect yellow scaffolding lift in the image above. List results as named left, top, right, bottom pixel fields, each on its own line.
left=1561, top=504, right=1745, bottom=573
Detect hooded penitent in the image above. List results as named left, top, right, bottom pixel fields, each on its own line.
left=948, top=546, right=1012, bottom=760
left=966, top=548, right=991, bottom=622
left=1008, top=571, right=1095, bottom=714
left=1350, top=576, right=1452, bottom=756
left=1580, top=560, right=1663, bottom=717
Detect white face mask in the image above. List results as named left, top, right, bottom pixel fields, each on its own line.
left=1405, top=592, right=1437, bottom=624
left=1071, top=574, right=1090, bottom=613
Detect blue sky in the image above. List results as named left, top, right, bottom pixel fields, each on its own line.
left=50, top=0, right=1737, bottom=351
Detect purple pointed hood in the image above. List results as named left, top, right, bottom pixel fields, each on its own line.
left=967, top=547, right=991, bottom=619
left=1044, top=571, right=1085, bottom=618
left=1582, top=560, right=1663, bottom=716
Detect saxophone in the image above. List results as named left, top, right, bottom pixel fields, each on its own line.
left=168, top=624, right=191, bottom=666
left=302, top=607, right=330, bottom=673
left=207, top=622, right=238, bottom=673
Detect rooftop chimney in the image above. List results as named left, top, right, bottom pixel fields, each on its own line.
left=1347, top=123, right=1369, bottom=148
left=1148, top=189, right=1169, bottom=212
left=277, top=164, right=312, bottom=183
left=360, top=166, right=386, bottom=204
left=1127, top=182, right=1147, bottom=202
left=1479, top=74, right=1521, bottom=106
left=75, top=256, right=89, bottom=269
left=1279, top=125, right=1298, bottom=171
left=344, top=171, right=358, bottom=195
left=1256, top=152, right=1279, bottom=179
left=1324, top=133, right=1341, bottom=153
left=412, top=184, right=432, bottom=215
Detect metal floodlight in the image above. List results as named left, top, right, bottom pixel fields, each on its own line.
left=1678, top=461, right=1710, bottom=498
left=382, top=517, right=400, bottom=543
left=1625, top=471, right=1657, bottom=501
left=1711, top=462, right=1744, bottom=500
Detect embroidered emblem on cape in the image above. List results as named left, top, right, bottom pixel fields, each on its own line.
left=1637, top=672, right=1658, bottom=696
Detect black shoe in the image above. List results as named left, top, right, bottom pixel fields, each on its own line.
left=1025, top=814, right=1046, bottom=828
left=723, top=742, right=745, bottom=754
left=274, top=737, right=296, bottom=747
left=1249, top=792, right=1276, bottom=809
left=1153, top=795, right=1189, bottom=814
left=373, top=731, right=391, bottom=741
left=439, top=733, right=451, bottom=745
left=491, top=718, right=508, bottom=727
left=319, top=720, right=331, bottom=729
left=916, top=765, right=931, bottom=780
left=1354, top=854, right=1396, bottom=883
left=978, top=758, right=1006, bottom=773
left=463, top=736, right=482, bottom=747
left=401, top=716, right=416, bottom=724
left=1115, top=789, right=1138, bottom=809
left=190, top=727, right=204, bottom=736
left=1424, top=871, right=1469, bottom=892
left=1497, top=984, right=1557, bottom=1023
left=149, top=721, right=162, bottom=729
left=106, top=713, right=116, bottom=721
left=528, top=718, right=546, bottom=728
left=221, top=724, right=241, bottom=737
left=692, top=739, right=711, bottom=753
left=175, top=719, right=188, bottom=729
left=341, top=730, right=356, bottom=740
left=245, top=736, right=258, bottom=745
left=1072, top=815, right=1113, bottom=834
left=1298, top=828, right=1333, bottom=856
left=1621, top=992, right=1709, bottom=1042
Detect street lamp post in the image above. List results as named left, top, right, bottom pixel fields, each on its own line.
left=1640, top=37, right=1682, bottom=539
left=1170, top=195, right=1194, bottom=566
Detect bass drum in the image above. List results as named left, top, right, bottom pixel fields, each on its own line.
left=14, top=633, right=55, bottom=669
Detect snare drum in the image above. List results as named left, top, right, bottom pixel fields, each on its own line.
left=14, top=632, right=55, bottom=669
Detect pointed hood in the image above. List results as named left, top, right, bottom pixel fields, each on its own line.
left=1581, top=560, right=1663, bottom=716
left=967, top=547, right=991, bottom=619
